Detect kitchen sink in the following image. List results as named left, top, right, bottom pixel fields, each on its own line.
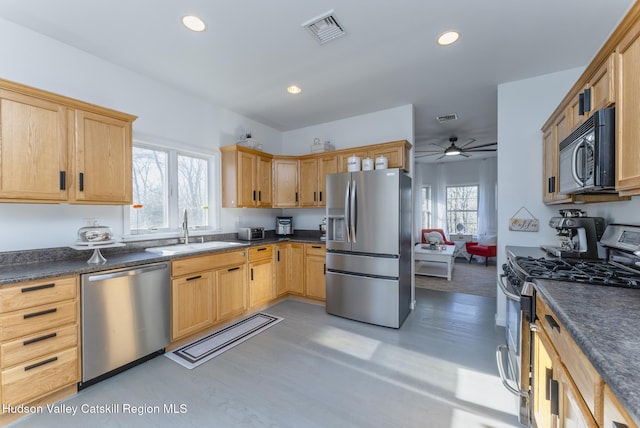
left=145, top=241, right=249, bottom=255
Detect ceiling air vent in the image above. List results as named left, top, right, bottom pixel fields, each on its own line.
left=436, top=113, right=458, bottom=123
left=302, top=10, right=346, bottom=45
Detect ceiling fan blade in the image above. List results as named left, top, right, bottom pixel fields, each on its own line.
left=416, top=153, right=443, bottom=158
left=459, top=152, right=471, bottom=157
left=465, top=142, right=497, bottom=150
left=437, top=154, right=446, bottom=160
left=464, top=149, right=497, bottom=152
left=459, top=138, right=477, bottom=149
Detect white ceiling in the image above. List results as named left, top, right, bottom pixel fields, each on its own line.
left=0, top=0, right=635, bottom=162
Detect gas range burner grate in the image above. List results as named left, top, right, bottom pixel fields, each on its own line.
left=514, top=257, right=640, bottom=289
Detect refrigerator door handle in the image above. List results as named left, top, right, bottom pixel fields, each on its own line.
left=344, top=179, right=351, bottom=243
left=350, top=179, right=357, bottom=243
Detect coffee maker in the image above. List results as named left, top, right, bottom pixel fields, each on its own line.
left=275, top=216, right=293, bottom=236
left=541, top=210, right=606, bottom=259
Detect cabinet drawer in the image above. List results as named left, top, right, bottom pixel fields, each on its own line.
left=248, top=245, right=272, bottom=261
left=172, top=250, right=247, bottom=277
left=0, top=276, right=76, bottom=313
left=0, top=347, right=78, bottom=409
left=1, top=324, right=78, bottom=369
left=0, top=300, right=77, bottom=341
left=305, top=244, right=326, bottom=256
left=536, top=295, right=602, bottom=418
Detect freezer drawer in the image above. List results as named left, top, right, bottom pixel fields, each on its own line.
left=326, top=252, right=399, bottom=278
left=326, top=271, right=409, bottom=328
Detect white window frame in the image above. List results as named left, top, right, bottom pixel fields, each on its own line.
left=445, top=184, right=479, bottom=236
left=123, top=139, right=220, bottom=241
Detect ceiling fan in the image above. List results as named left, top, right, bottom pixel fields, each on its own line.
left=415, top=137, right=497, bottom=160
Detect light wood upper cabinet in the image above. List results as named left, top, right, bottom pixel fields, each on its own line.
left=616, top=18, right=640, bottom=195
left=272, top=158, right=299, bottom=208
left=568, top=54, right=615, bottom=131
left=72, top=110, right=132, bottom=204
left=299, top=155, right=338, bottom=207
left=0, top=78, right=136, bottom=205
left=542, top=118, right=572, bottom=205
left=221, top=146, right=273, bottom=208
left=337, top=149, right=369, bottom=173
left=0, top=89, right=68, bottom=202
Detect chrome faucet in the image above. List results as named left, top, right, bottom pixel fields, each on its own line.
left=182, top=209, right=189, bottom=244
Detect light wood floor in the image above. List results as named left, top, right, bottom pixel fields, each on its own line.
left=13, top=289, right=519, bottom=428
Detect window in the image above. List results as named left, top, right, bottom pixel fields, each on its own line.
left=130, top=144, right=213, bottom=235
left=421, top=186, right=432, bottom=228
left=446, top=185, right=478, bottom=235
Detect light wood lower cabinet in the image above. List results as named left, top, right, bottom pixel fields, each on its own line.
left=171, top=272, right=215, bottom=340
left=275, top=242, right=305, bottom=296
left=0, top=276, right=79, bottom=412
left=604, top=384, right=639, bottom=428
left=304, top=244, right=326, bottom=301
left=216, top=264, right=247, bottom=320
left=171, top=249, right=248, bottom=341
left=248, top=246, right=274, bottom=307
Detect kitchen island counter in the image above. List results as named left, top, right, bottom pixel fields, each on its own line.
left=534, top=279, right=640, bottom=425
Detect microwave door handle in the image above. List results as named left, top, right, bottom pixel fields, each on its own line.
left=571, top=140, right=585, bottom=186
left=344, top=179, right=351, bottom=243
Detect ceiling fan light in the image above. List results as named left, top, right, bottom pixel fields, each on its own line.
left=182, top=15, right=206, bottom=32
left=445, top=149, right=460, bottom=156
left=437, top=31, right=459, bottom=46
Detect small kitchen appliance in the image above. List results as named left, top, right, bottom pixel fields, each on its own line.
left=319, top=216, right=327, bottom=241
left=540, top=209, right=605, bottom=259
left=237, top=227, right=265, bottom=241
left=275, top=216, right=293, bottom=236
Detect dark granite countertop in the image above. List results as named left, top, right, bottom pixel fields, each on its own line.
left=0, top=233, right=324, bottom=286
left=535, top=280, right=640, bottom=424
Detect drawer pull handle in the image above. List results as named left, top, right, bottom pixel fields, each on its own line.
left=228, top=267, right=240, bottom=272
left=186, top=275, right=202, bottom=281
left=257, top=247, right=267, bottom=251
left=312, top=245, right=321, bottom=249
left=24, top=308, right=57, bottom=319
left=544, top=314, right=561, bottom=333
left=612, top=422, right=629, bottom=428
left=21, top=283, right=55, bottom=293
left=24, top=332, right=57, bottom=346
left=25, top=356, right=58, bottom=372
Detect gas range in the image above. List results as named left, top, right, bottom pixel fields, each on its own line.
left=511, top=256, right=640, bottom=288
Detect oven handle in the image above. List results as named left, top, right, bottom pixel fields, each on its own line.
left=496, top=345, right=528, bottom=397
left=498, top=274, right=521, bottom=302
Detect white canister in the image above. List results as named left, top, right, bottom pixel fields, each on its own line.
left=347, top=155, right=361, bottom=172
left=362, top=157, right=374, bottom=171
left=375, top=155, right=388, bottom=169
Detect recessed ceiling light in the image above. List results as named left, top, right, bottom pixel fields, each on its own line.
left=437, top=31, right=459, bottom=46
left=287, top=85, right=302, bottom=94
left=182, top=15, right=206, bottom=32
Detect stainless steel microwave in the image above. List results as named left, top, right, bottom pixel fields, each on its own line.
left=559, top=107, right=615, bottom=194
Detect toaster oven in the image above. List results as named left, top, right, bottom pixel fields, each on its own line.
left=238, top=227, right=265, bottom=241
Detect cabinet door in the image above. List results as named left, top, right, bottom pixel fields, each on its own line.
left=256, top=155, right=272, bottom=207
left=299, top=158, right=319, bottom=207
left=73, top=110, right=132, bottom=203
left=616, top=21, right=640, bottom=193
left=567, top=90, right=587, bottom=131
left=237, top=151, right=257, bottom=207
left=556, top=363, right=598, bottom=428
left=289, top=243, right=305, bottom=295
left=318, top=155, right=337, bottom=206
left=337, top=150, right=369, bottom=173
left=533, top=328, right=557, bottom=428
left=368, top=145, right=406, bottom=170
left=542, top=117, right=572, bottom=205
left=604, top=384, right=639, bottom=428
left=216, top=264, right=247, bottom=321
left=589, top=54, right=615, bottom=113
left=171, top=272, right=214, bottom=340
left=305, top=247, right=326, bottom=300
left=0, top=90, right=68, bottom=201
left=249, top=258, right=274, bottom=307
left=272, top=159, right=299, bottom=207
left=274, top=244, right=289, bottom=296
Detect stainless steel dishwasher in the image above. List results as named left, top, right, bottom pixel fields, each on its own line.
left=80, top=262, right=170, bottom=388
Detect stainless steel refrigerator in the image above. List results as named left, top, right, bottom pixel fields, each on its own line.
left=325, top=168, right=412, bottom=328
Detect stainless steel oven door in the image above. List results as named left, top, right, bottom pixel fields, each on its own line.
left=496, top=273, right=531, bottom=426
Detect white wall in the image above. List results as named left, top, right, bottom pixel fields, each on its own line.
left=0, top=18, right=282, bottom=251
left=496, top=67, right=640, bottom=324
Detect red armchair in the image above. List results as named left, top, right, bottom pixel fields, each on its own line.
left=421, top=228, right=454, bottom=246
left=466, top=235, right=497, bottom=266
